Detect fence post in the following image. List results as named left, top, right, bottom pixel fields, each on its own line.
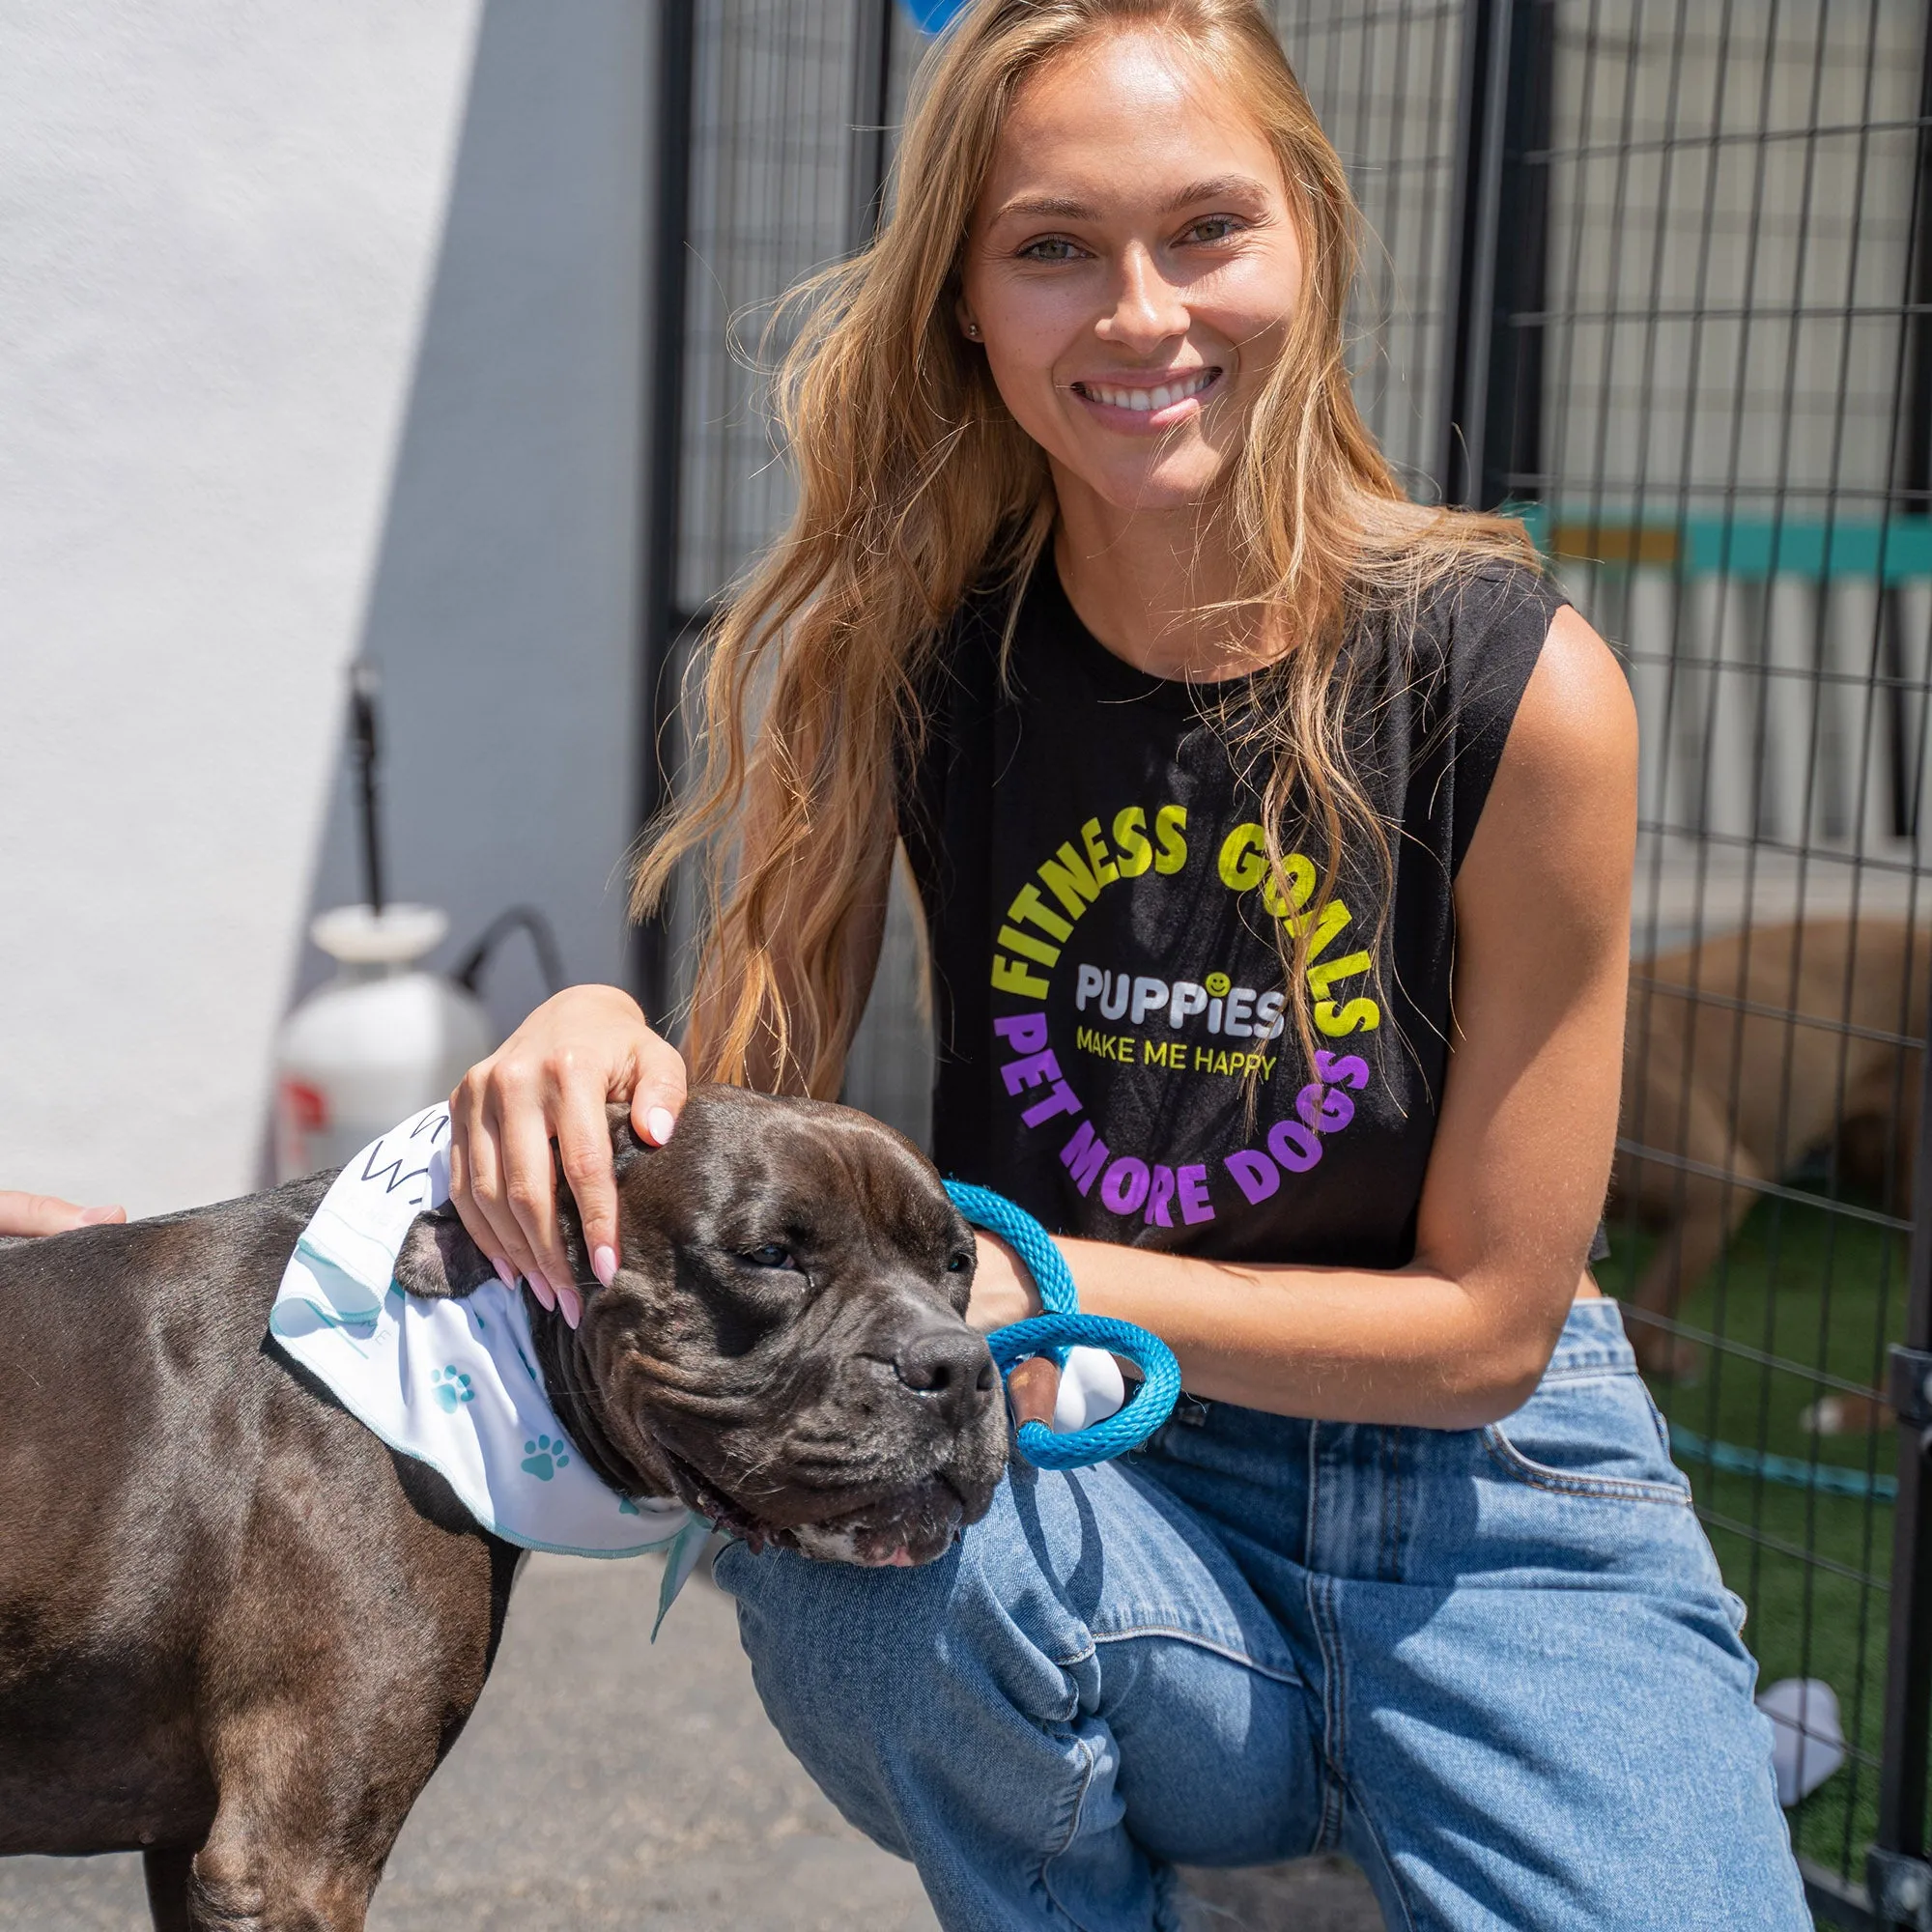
left=848, top=0, right=895, bottom=252
left=1438, top=0, right=1551, bottom=511
left=1872, top=35, right=1932, bottom=1922
left=1873, top=990, right=1932, bottom=1923
left=632, top=0, right=697, bottom=1019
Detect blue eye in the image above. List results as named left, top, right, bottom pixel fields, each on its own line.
left=742, top=1244, right=794, bottom=1269
left=948, top=1251, right=973, bottom=1273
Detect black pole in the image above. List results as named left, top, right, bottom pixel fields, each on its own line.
left=348, top=662, right=385, bottom=916
left=1874, top=962, right=1932, bottom=1911
left=1438, top=0, right=1514, bottom=507
left=1875, top=34, right=1932, bottom=1895
left=848, top=0, right=895, bottom=252
left=1884, top=20, right=1932, bottom=841
left=1896, top=24, right=1932, bottom=517
left=1481, top=0, right=1552, bottom=510
left=632, top=0, right=697, bottom=1019
left=1439, top=0, right=1549, bottom=511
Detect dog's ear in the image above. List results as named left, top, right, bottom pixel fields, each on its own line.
left=608, top=1101, right=650, bottom=1177
left=554, top=1104, right=656, bottom=1245
left=394, top=1200, right=498, bottom=1299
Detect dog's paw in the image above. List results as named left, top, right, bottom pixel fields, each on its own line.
left=522, top=1433, right=571, bottom=1480
left=430, top=1364, right=474, bottom=1413
left=1801, top=1392, right=1890, bottom=1435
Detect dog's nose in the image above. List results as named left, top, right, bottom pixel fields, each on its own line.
left=894, top=1325, right=997, bottom=1428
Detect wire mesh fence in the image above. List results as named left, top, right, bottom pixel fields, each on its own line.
left=642, top=3, right=1932, bottom=1918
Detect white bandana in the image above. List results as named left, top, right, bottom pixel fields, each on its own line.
left=268, top=1104, right=708, bottom=1633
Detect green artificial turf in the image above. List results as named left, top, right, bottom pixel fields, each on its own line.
left=1601, top=1188, right=1914, bottom=1887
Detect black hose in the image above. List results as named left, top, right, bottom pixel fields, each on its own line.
left=452, top=906, right=566, bottom=998
left=349, top=663, right=386, bottom=915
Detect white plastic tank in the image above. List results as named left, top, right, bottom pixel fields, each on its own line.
left=274, top=902, right=495, bottom=1180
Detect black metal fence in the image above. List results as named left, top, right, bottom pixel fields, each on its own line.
left=639, top=3, right=1932, bottom=1921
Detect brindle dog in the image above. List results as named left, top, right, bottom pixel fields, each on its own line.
left=0, top=1087, right=1006, bottom=1930
left=1616, top=918, right=1926, bottom=1383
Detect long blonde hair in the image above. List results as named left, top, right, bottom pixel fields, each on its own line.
left=633, top=0, right=1532, bottom=1095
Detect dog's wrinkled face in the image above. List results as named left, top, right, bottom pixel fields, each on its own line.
left=401, top=1088, right=1008, bottom=1567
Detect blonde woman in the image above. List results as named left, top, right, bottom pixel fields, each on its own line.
left=449, top=3, right=1806, bottom=1924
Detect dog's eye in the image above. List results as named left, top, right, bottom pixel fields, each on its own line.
left=741, top=1243, right=795, bottom=1269
left=947, top=1251, right=973, bottom=1273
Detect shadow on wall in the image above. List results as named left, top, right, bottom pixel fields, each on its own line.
left=282, top=0, right=654, bottom=1176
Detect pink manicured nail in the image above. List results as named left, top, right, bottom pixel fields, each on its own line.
left=526, top=1273, right=556, bottom=1312
left=492, top=1256, right=515, bottom=1289
left=592, top=1244, right=618, bottom=1287
left=646, top=1105, right=676, bottom=1146
left=556, top=1281, right=582, bottom=1329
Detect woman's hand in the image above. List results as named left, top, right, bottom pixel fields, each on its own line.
left=447, top=984, right=687, bottom=1327
left=966, top=1232, right=1042, bottom=1333
left=0, top=1191, right=127, bottom=1237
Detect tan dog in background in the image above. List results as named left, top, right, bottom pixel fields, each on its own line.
left=1613, top=918, right=1925, bottom=1389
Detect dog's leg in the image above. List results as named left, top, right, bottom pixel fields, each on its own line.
left=184, top=1827, right=377, bottom=1932
left=143, top=1846, right=196, bottom=1932
left=173, top=1438, right=504, bottom=1930
left=179, top=1687, right=458, bottom=1932
left=1625, top=1123, right=1765, bottom=1381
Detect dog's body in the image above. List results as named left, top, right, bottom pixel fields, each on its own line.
left=0, top=1088, right=1006, bottom=1929
left=1614, top=919, right=1925, bottom=1378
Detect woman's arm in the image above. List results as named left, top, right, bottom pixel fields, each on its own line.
left=445, top=789, right=895, bottom=1319
left=968, top=607, right=1637, bottom=1430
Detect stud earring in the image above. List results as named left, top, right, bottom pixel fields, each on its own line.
left=964, top=321, right=981, bottom=340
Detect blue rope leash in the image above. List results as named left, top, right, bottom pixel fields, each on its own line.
left=1667, top=1422, right=1898, bottom=1503
left=944, top=1179, right=1180, bottom=1470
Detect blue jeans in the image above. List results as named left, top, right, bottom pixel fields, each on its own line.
left=717, top=1299, right=1807, bottom=1930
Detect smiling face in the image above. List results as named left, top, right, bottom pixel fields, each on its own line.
left=958, top=25, right=1303, bottom=518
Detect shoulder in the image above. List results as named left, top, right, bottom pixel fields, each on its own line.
left=1414, top=556, right=1567, bottom=670
left=1459, top=599, right=1636, bottom=938
left=1498, top=602, right=1637, bottom=796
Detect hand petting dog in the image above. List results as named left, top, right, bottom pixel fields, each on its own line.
left=0, top=1189, right=125, bottom=1236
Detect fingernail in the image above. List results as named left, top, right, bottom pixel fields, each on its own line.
left=492, top=1256, right=515, bottom=1289
left=526, top=1273, right=556, bottom=1312
left=556, top=1281, right=582, bottom=1329
left=592, top=1244, right=618, bottom=1287
left=646, top=1105, right=677, bottom=1145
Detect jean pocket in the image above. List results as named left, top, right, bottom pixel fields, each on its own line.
left=1484, top=1369, right=1694, bottom=1505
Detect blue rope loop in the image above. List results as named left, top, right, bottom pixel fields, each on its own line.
left=944, top=1179, right=1180, bottom=1468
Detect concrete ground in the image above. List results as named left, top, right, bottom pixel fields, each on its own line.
left=3, top=1549, right=1381, bottom=1931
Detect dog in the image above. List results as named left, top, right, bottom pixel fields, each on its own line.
left=0, top=1086, right=1007, bottom=1930
left=1614, top=918, right=1925, bottom=1384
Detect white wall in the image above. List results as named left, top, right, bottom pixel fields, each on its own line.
left=0, top=1, right=654, bottom=1216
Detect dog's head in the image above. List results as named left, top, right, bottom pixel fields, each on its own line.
left=396, top=1087, right=1008, bottom=1567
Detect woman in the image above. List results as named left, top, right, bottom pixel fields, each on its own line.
left=449, top=3, right=1806, bottom=1925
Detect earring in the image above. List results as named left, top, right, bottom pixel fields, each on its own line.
left=964, top=321, right=981, bottom=340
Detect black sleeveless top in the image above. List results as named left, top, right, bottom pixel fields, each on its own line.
left=897, top=556, right=1567, bottom=1270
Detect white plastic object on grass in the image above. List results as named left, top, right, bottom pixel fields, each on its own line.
left=273, top=904, right=495, bottom=1181
left=1756, top=1677, right=1846, bottom=1808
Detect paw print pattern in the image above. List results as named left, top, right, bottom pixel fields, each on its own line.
left=430, top=1366, right=474, bottom=1413
left=522, top=1434, right=570, bottom=1481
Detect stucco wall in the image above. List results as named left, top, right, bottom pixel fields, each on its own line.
left=0, top=1, right=654, bottom=1216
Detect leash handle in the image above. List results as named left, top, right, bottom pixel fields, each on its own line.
left=943, top=1179, right=1180, bottom=1469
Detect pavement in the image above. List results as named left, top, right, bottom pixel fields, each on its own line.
left=2, top=1549, right=1381, bottom=1931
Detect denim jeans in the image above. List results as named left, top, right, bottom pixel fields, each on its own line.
left=717, top=1298, right=1809, bottom=1931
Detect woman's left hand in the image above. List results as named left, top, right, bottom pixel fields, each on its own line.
left=966, top=1231, right=1043, bottom=1333
left=0, top=1190, right=126, bottom=1237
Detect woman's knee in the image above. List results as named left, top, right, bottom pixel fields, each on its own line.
left=715, top=1472, right=1094, bottom=1734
